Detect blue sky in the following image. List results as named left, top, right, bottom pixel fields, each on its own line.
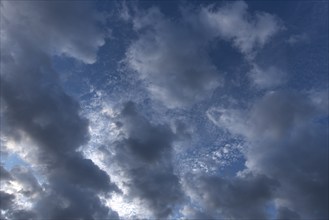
left=0, top=1, right=328, bottom=219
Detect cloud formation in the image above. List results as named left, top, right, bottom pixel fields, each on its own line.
left=1, top=1, right=105, bottom=64
left=105, top=102, right=183, bottom=218
left=183, top=172, right=278, bottom=219
left=193, top=1, right=283, bottom=58
left=126, top=7, right=220, bottom=108
left=207, top=90, right=329, bottom=219
left=1, top=1, right=117, bottom=219
left=1, top=0, right=327, bottom=219
left=125, top=1, right=282, bottom=108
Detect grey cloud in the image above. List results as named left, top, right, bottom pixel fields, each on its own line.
left=207, top=90, right=328, bottom=219
left=35, top=183, right=119, bottom=220
left=0, top=191, right=15, bottom=211
left=125, top=1, right=282, bottom=108
left=0, top=165, right=12, bottom=181
left=108, top=102, right=183, bottom=218
left=48, top=154, right=119, bottom=193
left=127, top=165, right=182, bottom=218
left=0, top=190, right=37, bottom=220
left=0, top=1, right=117, bottom=219
left=120, top=102, right=174, bottom=162
left=126, top=7, right=220, bottom=108
left=0, top=166, right=39, bottom=219
left=1, top=1, right=105, bottom=64
left=10, top=166, right=42, bottom=197
left=183, top=173, right=278, bottom=219
left=276, top=207, right=301, bottom=220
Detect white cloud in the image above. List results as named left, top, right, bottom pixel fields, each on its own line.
left=125, top=1, right=283, bottom=108
left=196, top=1, right=283, bottom=59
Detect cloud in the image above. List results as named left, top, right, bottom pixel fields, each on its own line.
left=103, top=102, right=183, bottom=218
left=207, top=90, right=329, bottom=219
left=0, top=165, right=12, bottom=181
left=119, top=102, right=174, bottom=161
left=0, top=1, right=118, bottom=219
left=1, top=1, right=105, bottom=64
left=248, top=64, right=286, bottom=88
left=0, top=165, right=39, bottom=220
left=276, top=206, right=301, bottom=220
left=125, top=1, right=282, bottom=108
left=182, top=172, right=278, bottom=219
left=126, top=7, right=220, bottom=108
left=286, top=33, right=308, bottom=45
left=196, top=1, right=283, bottom=59
left=0, top=191, right=15, bottom=211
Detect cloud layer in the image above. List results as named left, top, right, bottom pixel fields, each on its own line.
left=1, top=1, right=327, bottom=219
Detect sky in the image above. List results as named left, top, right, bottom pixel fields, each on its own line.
left=0, top=0, right=328, bottom=219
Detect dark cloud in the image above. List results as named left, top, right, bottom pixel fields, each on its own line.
left=183, top=173, right=278, bottom=219
left=0, top=1, right=118, bottom=219
left=245, top=91, right=328, bottom=219
left=276, top=206, right=301, bottom=220
left=119, top=102, right=174, bottom=162
left=47, top=154, right=119, bottom=194
left=0, top=165, right=12, bottom=181
left=35, top=183, right=119, bottom=220
left=0, top=192, right=37, bottom=220
left=0, top=191, right=15, bottom=210
left=106, top=102, right=183, bottom=218
left=1, top=1, right=106, bottom=64
left=0, top=166, right=39, bottom=220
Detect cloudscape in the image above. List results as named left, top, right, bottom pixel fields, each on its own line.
left=0, top=1, right=328, bottom=219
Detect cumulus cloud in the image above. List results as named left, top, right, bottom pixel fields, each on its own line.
left=126, top=7, right=220, bottom=108
left=207, top=90, right=329, bottom=219
left=125, top=1, right=282, bottom=108
left=102, top=102, right=183, bottom=218
left=0, top=1, right=118, bottom=219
